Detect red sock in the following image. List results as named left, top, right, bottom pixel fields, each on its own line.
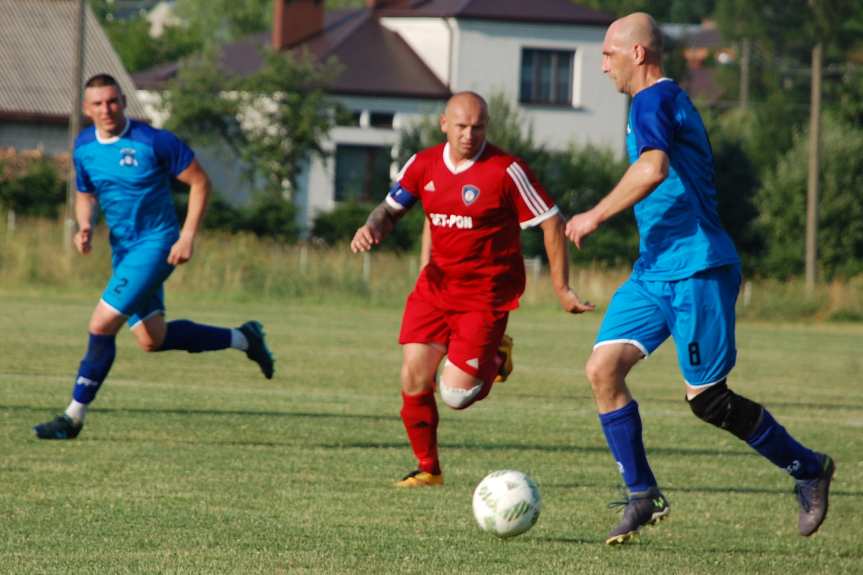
left=400, top=390, right=441, bottom=474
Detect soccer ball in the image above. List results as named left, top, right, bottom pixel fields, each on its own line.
left=472, top=470, right=541, bottom=538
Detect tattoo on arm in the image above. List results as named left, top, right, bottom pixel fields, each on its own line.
left=366, top=201, right=404, bottom=236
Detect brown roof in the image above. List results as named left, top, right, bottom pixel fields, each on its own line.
left=0, top=0, right=147, bottom=121
left=379, top=0, right=613, bottom=26
left=135, top=8, right=449, bottom=99
left=134, top=1, right=611, bottom=98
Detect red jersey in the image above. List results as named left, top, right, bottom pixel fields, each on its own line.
left=387, top=142, right=559, bottom=311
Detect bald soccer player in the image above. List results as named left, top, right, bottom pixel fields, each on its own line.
left=352, top=91, right=593, bottom=487
left=566, top=13, right=834, bottom=544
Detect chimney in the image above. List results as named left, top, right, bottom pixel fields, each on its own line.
left=272, top=0, right=324, bottom=51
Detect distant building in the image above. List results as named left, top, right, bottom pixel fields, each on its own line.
left=0, top=0, right=147, bottom=156
left=135, top=0, right=626, bottom=232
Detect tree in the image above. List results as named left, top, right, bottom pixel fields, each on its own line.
left=755, top=114, right=863, bottom=279
left=164, top=49, right=342, bottom=201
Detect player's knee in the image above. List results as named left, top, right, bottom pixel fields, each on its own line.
left=135, top=333, right=163, bottom=352
left=585, top=354, right=616, bottom=389
left=439, top=380, right=483, bottom=410
left=687, top=380, right=763, bottom=441
left=400, top=363, right=433, bottom=395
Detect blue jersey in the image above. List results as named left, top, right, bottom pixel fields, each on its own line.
left=73, top=119, right=194, bottom=249
left=626, top=80, right=739, bottom=280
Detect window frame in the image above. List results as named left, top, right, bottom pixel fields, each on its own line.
left=519, top=47, right=576, bottom=108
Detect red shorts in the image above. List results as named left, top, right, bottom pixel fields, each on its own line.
left=398, top=289, right=509, bottom=385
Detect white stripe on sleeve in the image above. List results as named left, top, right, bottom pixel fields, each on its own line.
left=395, top=154, right=416, bottom=182
left=507, top=162, right=549, bottom=216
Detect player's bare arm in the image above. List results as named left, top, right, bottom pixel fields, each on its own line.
left=350, top=200, right=404, bottom=253
left=74, top=191, right=97, bottom=255
left=565, top=149, right=668, bottom=248
left=540, top=214, right=595, bottom=314
left=419, top=219, right=431, bottom=269
left=168, top=159, right=211, bottom=266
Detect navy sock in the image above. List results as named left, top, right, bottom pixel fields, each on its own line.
left=746, top=409, right=821, bottom=479
left=72, top=333, right=117, bottom=404
left=159, top=320, right=232, bottom=353
left=599, top=400, right=657, bottom=493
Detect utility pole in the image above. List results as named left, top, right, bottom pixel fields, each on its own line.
left=738, top=37, right=750, bottom=110
left=65, top=0, right=86, bottom=251
left=805, top=39, right=822, bottom=292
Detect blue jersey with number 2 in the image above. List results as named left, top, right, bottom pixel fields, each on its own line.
left=626, top=80, right=739, bottom=280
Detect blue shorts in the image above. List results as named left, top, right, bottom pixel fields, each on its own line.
left=595, top=264, right=742, bottom=386
left=101, top=241, right=175, bottom=328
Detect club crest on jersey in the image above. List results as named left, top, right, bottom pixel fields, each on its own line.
left=461, top=185, right=480, bottom=206
left=119, top=148, right=138, bottom=167
left=424, top=180, right=436, bottom=192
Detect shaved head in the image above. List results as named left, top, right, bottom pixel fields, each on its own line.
left=601, top=12, right=664, bottom=96
left=607, top=12, right=663, bottom=58
left=444, top=91, right=488, bottom=123
left=440, top=91, right=488, bottom=163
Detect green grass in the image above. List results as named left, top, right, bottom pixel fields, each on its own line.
left=1, top=289, right=861, bottom=574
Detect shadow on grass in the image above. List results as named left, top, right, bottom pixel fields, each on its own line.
left=319, top=440, right=765, bottom=460
left=3, top=403, right=400, bottom=423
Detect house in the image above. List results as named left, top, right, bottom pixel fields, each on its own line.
left=0, top=0, right=148, bottom=156
left=134, top=0, right=626, bottom=232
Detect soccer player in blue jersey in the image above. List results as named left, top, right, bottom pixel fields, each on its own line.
left=565, top=13, right=834, bottom=544
left=33, top=74, right=274, bottom=440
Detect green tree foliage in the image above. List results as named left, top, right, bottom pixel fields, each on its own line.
left=550, top=145, right=634, bottom=266
left=164, top=48, right=341, bottom=200
left=102, top=17, right=201, bottom=73
left=173, top=0, right=271, bottom=47
left=235, top=51, right=342, bottom=199
left=89, top=0, right=271, bottom=73
left=311, top=201, right=425, bottom=251
left=0, top=160, right=65, bottom=218
left=756, top=114, right=863, bottom=279
left=579, top=0, right=715, bottom=22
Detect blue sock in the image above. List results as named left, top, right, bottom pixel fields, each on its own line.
left=159, top=320, right=231, bottom=353
left=746, top=409, right=821, bottom=480
left=599, top=400, right=657, bottom=494
left=72, top=333, right=117, bottom=404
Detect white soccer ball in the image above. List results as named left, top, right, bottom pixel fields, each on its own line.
left=472, top=469, right=541, bottom=538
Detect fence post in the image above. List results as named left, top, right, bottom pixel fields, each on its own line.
left=742, top=281, right=752, bottom=307
left=362, top=252, right=371, bottom=284
left=298, top=244, right=308, bottom=274
left=6, top=209, right=15, bottom=238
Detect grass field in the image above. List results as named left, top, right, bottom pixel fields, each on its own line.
left=1, top=289, right=861, bottom=574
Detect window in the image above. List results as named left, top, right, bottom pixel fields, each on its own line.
left=520, top=48, right=574, bottom=106
left=334, top=145, right=393, bottom=203
left=369, top=112, right=395, bottom=129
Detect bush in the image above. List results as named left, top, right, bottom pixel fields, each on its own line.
left=311, top=201, right=425, bottom=251
left=756, top=114, right=863, bottom=279
left=550, top=144, right=636, bottom=266
left=0, top=159, right=65, bottom=218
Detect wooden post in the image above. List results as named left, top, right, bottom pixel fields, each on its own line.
left=65, top=0, right=86, bottom=251
left=805, top=40, right=822, bottom=293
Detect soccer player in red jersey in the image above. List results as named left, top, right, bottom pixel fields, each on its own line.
left=351, top=91, right=594, bottom=487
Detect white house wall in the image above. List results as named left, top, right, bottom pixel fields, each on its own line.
left=301, top=95, right=445, bottom=232
left=449, top=19, right=627, bottom=152
left=0, top=122, right=68, bottom=155
left=379, top=17, right=452, bottom=85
